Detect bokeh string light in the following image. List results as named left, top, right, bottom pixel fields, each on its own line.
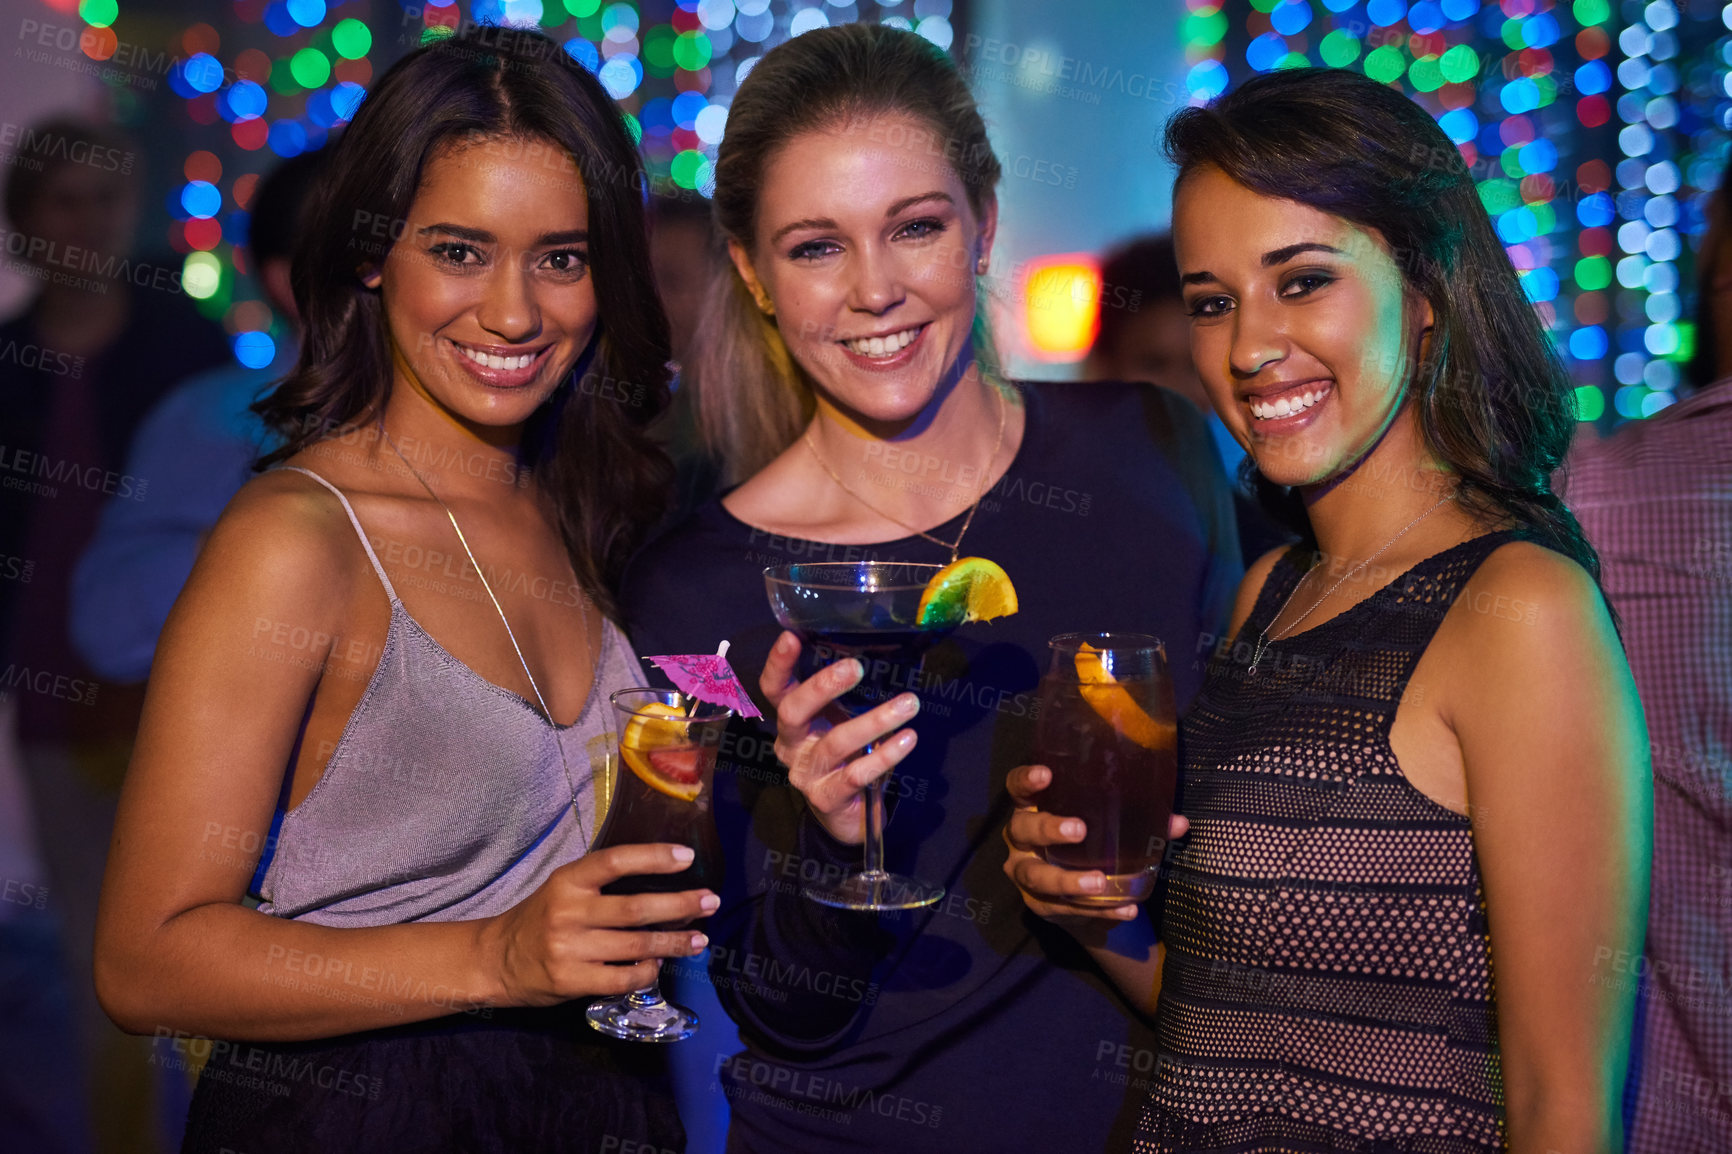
left=70, top=1, right=1726, bottom=407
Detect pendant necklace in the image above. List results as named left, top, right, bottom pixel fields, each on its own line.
left=382, top=430, right=594, bottom=847
left=1247, top=492, right=1453, bottom=677
left=802, top=381, right=1011, bottom=563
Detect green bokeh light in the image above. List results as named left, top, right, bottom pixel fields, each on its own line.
left=290, top=47, right=331, bottom=90
left=183, top=252, right=223, bottom=301
left=1320, top=30, right=1361, bottom=67
left=1573, top=0, right=1610, bottom=23
left=1409, top=56, right=1444, bottom=92
left=1574, top=255, right=1612, bottom=291
left=672, top=31, right=713, bottom=71
left=79, top=0, right=118, bottom=28
left=1440, top=44, right=1479, bottom=83
left=1478, top=179, right=1520, bottom=215
left=671, top=150, right=705, bottom=189
left=1183, top=10, right=1229, bottom=46
left=565, top=0, right=602, bottom=16
left=1363, top=45, right=1406, bottom=84
left=643, top=26, right=677, bottom=75
left=269, top=56, right=301, bottom=95
left=1573, top=385, right=1605, bottom=421
left=332, top=19, right=372, bottom=61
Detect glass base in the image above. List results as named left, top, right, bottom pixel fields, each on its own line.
left=585, top=989, right=698, bottom=1042
left=1038, top=859, right=1158, bottom=908
left=804, top=869, right=945, bottom=911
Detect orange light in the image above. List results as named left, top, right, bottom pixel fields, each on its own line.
left=1022, top=255, right=1102, bottom=362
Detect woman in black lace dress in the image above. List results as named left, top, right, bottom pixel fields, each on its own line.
left=1005, top=69, right=1650, bottom=1153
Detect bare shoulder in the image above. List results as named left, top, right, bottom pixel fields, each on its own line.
left=182, top=466, right=369, bottom=613
left=1447, top=538, right=1610, bottom=652
left=1436, top=537, right=1627, bottom=735
left=1226, top=544, right=1296, bottom=637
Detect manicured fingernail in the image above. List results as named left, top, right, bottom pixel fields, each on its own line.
left=893, top=694, right=919, bottom=717
left=840, top=660, right=863, bottom=685
left=1080, top=873, right=1105, bottom=893
left=691, top=933, right=708, bottom=950
left=700, top=893, right=721, bottom=912
left=1115, top=906, right=1138, bottom=920
left=671, top=846, right=695, bottom=864
left=778, top=633, right=797, bottom=654
left=1060, top=819, right=1084, bottom=839
left=892, top=731, right=917, bottom=753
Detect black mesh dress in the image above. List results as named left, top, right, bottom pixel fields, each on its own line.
left=1134, top=530, right=1525, bottom=1153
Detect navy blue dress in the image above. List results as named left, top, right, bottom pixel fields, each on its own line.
left=623, top=381, right=1242, bottom=1153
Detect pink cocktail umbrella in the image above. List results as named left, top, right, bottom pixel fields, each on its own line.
left=642, top=641, right=763, bottom=720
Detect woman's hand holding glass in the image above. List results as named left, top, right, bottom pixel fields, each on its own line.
left=483, top=844, right=717, bottom=1007
left=1002, top=764, right=1189, bottom=924
left=759, top=630, right=921, bottom=844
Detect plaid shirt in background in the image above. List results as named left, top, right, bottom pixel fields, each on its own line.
left=1562, top=381, right=1732, bottom=1154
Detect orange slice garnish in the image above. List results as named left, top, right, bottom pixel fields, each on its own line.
left=620, top=702, right=703, bottom=801
left=1075, top=642, right=1175, bottom=751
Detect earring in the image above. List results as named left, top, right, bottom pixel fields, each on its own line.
left=975, top=257, right=988, bottom=275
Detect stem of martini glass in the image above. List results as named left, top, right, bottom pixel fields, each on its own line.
left=861, top=743, right=888, bottom=884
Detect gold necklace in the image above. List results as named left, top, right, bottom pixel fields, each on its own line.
left=381, top=430, right=594, bottom=847
left=802, top=382, right=1010, bottom=563
left=1247, top=492, right=1453, bottom=677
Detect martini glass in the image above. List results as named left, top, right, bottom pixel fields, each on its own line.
left=585, top=688, right=731, bottom=1042
left=764, top=561, right=956, bottom=911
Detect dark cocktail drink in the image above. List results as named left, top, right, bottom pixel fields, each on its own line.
left=592, top=711, right=723, bottom=901
left=765, top=561, right=970, bottom=911
left=1034, top=634, right=1177, bottom=906
left=586, top=689, right=732, bottom=1043
left=797, top=626, right=956, bottom=715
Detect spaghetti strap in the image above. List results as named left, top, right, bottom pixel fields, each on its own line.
left=275, top=466, right=399, bottom=603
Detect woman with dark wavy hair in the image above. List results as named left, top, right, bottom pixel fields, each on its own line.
left=1005, top=68, right=1650, bottom=1152
left=94, top=28, right=706, bottom=1151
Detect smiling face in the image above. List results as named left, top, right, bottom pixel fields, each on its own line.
left=730, top=112, right=996, bottom=427
left=1172, top=166, right=1432, bottom=489
left=367, top=135, right=597, bottom=435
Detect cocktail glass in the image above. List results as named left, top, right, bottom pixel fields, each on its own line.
left=1033, top=633, right=1177, bottom=906
left=763, top=561, right=955, bottom=911
left=585, top=688, right=731, bottom=1042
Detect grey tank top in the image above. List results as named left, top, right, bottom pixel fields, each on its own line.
left=253, top=467, right=642, bottom=928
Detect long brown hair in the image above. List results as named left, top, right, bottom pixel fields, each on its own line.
left=257, top=28, right=672, bottom=620
left=695, top=22, right=1002, bottom=483
left=1166, top=67, right=1599, bottom=579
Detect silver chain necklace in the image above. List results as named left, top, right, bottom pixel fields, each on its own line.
left=382, top=430, right=594, bottom=847
left=1247, top=493, right=1453, bottom=677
